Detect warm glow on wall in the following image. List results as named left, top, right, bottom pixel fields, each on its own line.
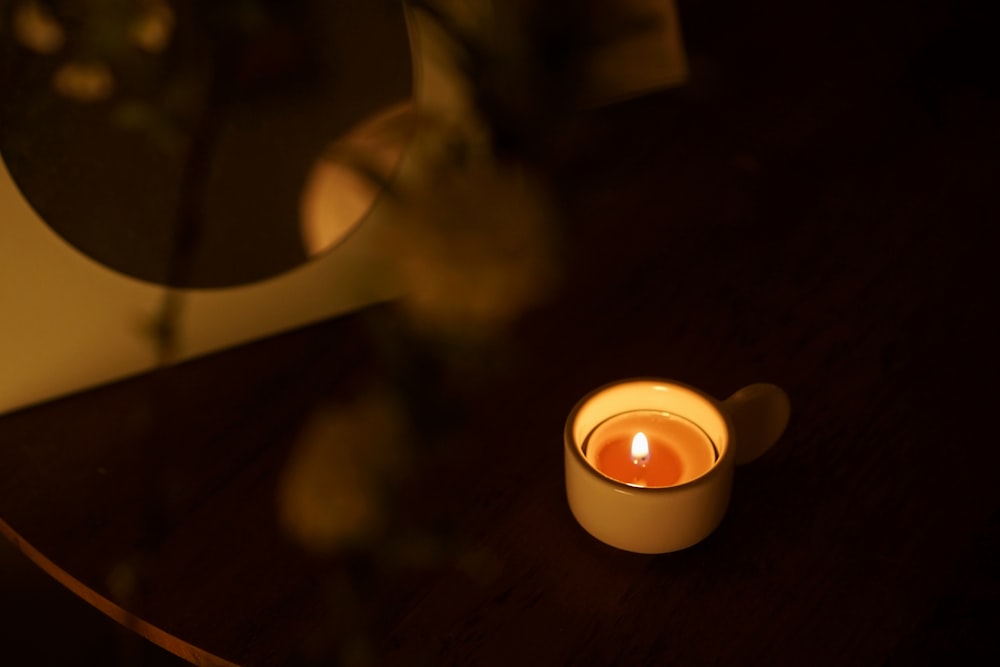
left=299, top=102, right=415, bottom=257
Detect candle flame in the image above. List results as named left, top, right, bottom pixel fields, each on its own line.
left=631, top=432, right=650, bottom=462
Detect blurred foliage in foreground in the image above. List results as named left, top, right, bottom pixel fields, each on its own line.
left=3, top=1, right=686, bottom=663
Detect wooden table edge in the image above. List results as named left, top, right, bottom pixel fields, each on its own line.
left=0, top=518, right=241, bottom=667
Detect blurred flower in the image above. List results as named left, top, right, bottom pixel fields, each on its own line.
left=128, top=0, right=175, bottom=53
left=381, top=125, right=561, bottom=340
left=13, top=0, right=65, bottom=54
left=277, top=393, right=409, bottom=555
left=52, top=60, right=115, bottom=101
left=300, top=103, right=562, bottom=340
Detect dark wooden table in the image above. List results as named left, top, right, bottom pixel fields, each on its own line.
left=2, top=1, right=998, bottom=665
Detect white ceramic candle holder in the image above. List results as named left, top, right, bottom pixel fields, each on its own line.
left=565, top=378, right=790, bottom=554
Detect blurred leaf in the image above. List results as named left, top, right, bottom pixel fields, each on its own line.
left=277, top=392, right=411, bottom=555
left=112, top=98, right=160, bottom=128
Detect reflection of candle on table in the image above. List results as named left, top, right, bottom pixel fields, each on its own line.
left=584, top=411, right=717, bottom=487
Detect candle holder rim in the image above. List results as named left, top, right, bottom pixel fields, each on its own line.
left=564, top=377, right=734, bottom=493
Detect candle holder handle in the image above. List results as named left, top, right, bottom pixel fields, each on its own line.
left=722, top=383, right=791, bottom=465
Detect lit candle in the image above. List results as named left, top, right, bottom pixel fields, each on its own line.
left=583, top=410, right=717, bottom=488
